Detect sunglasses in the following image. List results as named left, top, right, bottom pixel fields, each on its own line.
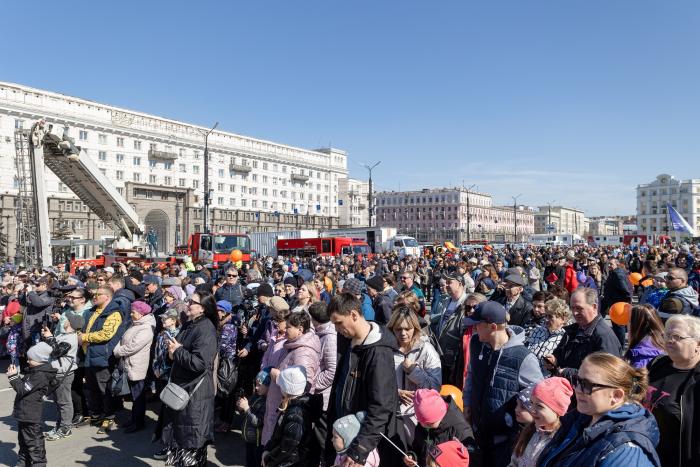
left=572, top=374, right=616, bottom=395
left=227, top=274, right=238, bottom=278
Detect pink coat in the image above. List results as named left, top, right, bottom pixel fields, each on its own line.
left=261, top=330, right=321, bottom=445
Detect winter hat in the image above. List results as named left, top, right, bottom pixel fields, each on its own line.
left=131, top=300, right=152, bottom=316
left=162, top=277, right=181, bottom=287
left=365, top=275, right=385, bottom=292
left=518, top=383, right=536, bottom=413
left=428, top=439, right=469, bottom=467
left=269, top=296, right=290, bottom=313
left=27, top=342, right=53, bottom=363
left=332, top=411, right=367, bottom=453
left=414, top=389, right=448, bottom=426
left=67, top=313, right=85, bottom=332
left=532, top=376, right=574, bottom=416
left=283, top=276, right=297, bottom=287
left=166, top=286, right=185, bottom=301
left=343, top=277, right=363, bottom=296
left=257, top=283, right=274, bottom=298
left=277, top=365, right=307, bottom=396
left=216, top=300, right=233, bottom=314
left=256, top=368, right=272, bottom=387
left=143, top=274, right=161, bottom=286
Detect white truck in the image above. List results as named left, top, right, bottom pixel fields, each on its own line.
left=383, top=234, right=421, bottom=258
left=320, top=227, right=419, bottom=257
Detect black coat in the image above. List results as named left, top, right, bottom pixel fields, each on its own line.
left=264, top=394, right=316, bottom=467
left=601, top=267, right=633, bottom=313
left=161, top=315, right=218, bottom=449
left=20, top=290, right=54, bottom=341
left=494, top=294, right=533, bottom=329
left=326, top=323, right=402, bottom=466
left=10, top=363, right=57, bottom=423
left=411, top=398, right=470, bottom=465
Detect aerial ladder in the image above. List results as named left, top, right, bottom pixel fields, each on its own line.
left=13, top=119, right=143, bottom=269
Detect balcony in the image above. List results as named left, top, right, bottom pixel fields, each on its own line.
left=148, top=149, right=178, bottom=160
left=290, top=173, right=310, bottom=183
left=230, top=163, right=252, bottom=173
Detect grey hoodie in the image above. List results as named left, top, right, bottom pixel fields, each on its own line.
left=670, top=285, right=699, bottom=306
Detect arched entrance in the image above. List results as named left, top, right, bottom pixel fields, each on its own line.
left=144, top=209, right=170, bottom=256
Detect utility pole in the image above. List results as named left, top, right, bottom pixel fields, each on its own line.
left=512, top=194, right=522, bottom=243
left=201, top=122, right=219, bottom=234
left=465, top=184, right=476, bottom=242
left=362, top=161, right=381, bottom=227
left=547, top=199, right=556, bottom=234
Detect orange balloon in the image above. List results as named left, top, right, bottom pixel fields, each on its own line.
left=230, top=249, right=243, bottom=262
left=439, top=384, right=464, bottom=412
left=628, top=272, right=642, bottom=286
left=610, top=302, right=632, bottom=326
left=641, top=278, right=653, bottom=287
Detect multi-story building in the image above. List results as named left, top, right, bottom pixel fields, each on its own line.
left=587, top=215, right=637, bottom=236
left=338, top=177, right=369, bottom=228
left=534, top=206, right=586, bottom=236
left=375, top=187, right=534, bottom=243
left=0, top=82, right=348, bottom=256
left=637, top=173, right=700, bottom=239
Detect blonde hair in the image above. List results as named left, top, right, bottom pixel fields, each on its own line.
left=545, top=298, right=571, bottom=321
left=387, top=307, right=423, bottom=348
left=394, top=290, right=422, bottom=316
left=300, top=281, right=319, bottom=304
left=666, top=314, right=700, bottom=340
left=583, top=352, right=648, bottom=404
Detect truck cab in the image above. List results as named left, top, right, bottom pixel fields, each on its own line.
left=387, top=235, right=420, bottom=258
left=187, top=232, right=252, bottom=264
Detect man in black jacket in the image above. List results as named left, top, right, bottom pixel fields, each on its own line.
left=492, top=271, right=534, bottom=329
left=20, top=276, right=55, bottom=349
left=601, top=258, right=633, bottom=347
left=215, top=267, right=244, bottom=307
left=326, top=293, right=403, bottom=467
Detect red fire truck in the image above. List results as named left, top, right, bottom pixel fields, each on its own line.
left=276, top=237, right=371, bottom=258
left=176, top=233, right=253, bottom=264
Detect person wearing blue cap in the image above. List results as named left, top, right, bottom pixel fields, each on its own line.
left=462, top=300, right=543, bottom=467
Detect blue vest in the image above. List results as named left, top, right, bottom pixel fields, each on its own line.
left=83, top=301, right=127, bottom=368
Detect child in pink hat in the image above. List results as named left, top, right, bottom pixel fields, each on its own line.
left=510, top=377, right=573, bottom=467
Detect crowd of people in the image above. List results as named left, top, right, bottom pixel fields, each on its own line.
left=2, top=241, right=700, bottom=467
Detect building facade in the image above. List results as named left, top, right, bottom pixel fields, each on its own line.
left=0, top=82, right=348, bottom=256
left=534, top=206, right=586, bottom=236
left=636, top=174, right=700, bottom=239
left=587, top=215, right=637, bottom=236
left=375, top=188, right=535, bottom=243
left=338, top=177, right=369, bottom=228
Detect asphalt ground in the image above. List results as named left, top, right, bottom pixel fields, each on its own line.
left=0, top=358, right=246, bottom=467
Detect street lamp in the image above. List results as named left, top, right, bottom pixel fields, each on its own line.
left=465, top=183, right=476, bottom=242
left=199, top=122, right=219, bottom=234
left=512, top=194, right=522, bottom=243
left=361, top=161, right=381, bottom=227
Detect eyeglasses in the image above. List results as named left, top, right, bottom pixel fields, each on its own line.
left=572, top=374, right=616, bottom=395
left=663, top=333, right=694, bottom=343
left=227, top=274, right=238, bottom=278
left=665, top=275, right=680, bottom=281
left=188, top=299, right=202, bottom=307
left=400, top=276, right=411, bottom=281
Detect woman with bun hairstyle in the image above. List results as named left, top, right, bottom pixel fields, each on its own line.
left=537, top=352, right=661, bottom=466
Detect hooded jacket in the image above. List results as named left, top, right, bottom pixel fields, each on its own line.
left=661, top=286, right=699, bottom=316
left=327, top=322, right=402, bottom=466
left=626, top=337, right=664, bottom=369
left=113, top=312, right=156, bottom=381
left=464, top=326, right=544, bottom=446
left=601, top=267, right=633, bottom=313
left=314, top=321, right=337, bottom=411
left=537, top=404, right=660, bottom=467
left=262, top=330, right=321, bottom=444
left=411, top=398, right=470, bottom=466
left=9, top=363, right=58, bottom=423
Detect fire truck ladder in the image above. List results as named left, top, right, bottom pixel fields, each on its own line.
left=13, top=127, right=46, bottom=268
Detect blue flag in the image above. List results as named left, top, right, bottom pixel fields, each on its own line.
left=667, top=204, right=697, bottom=236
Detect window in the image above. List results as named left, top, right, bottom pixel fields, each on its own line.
left=99, top=168, right=106, bottom=175
left=116, top=170, right=124, bottom=180
left=179, top=164, right=186, bottom=172
left=263, top=162, right=268, bottom=170
left=218, top=183, right=224, bottom=191
left=164, top=176, right=172, bottom=185
left=252, top=174, right=258, bottom=182
left=241, top=199, right=247, bottom=207
left=117, top=187, right=124, bottom=195
left=263, top=175, right=268, bottom=183
left=192, top=180, right=199, bottom=189
left=98, top=134, right=107, bottom=145
left=193, top=165, right=200, bottom=174
left=149, top=160, right=157, bottom=168
left=116, top=137, right=124, bottom=147
left=116, top=153, right=124, bottom=163
left=134, top=140, right=142, bottom=150
left=218, top=197, right=224, bottom=205
left=164, top=162, right=173, bottom=170
left=58, top=182, right=68, bottom=193
left=133, top=173, right=140, bottom=182
left=98, top=151, right=107, bottom=161
left=179, top=178, right=186, bottom=187
left=14, top=119, right=24, bottom=129
left=79, top=130, right=88, bottom=140
left=252, top=200, right=258, bottom=208
left=262, top=188, right=268, bottom=196
left=133, top=157, right=141, bottom=166
left=149, top=175, right=157, bottom=184
left=150, top=143, right=157, bottom=151
left=218, top=169, right=224, bottom=178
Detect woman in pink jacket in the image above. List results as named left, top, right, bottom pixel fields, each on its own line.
left=261, top=311, right=321, bottom=445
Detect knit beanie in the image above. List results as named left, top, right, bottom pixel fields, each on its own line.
left=131, top=300, right=152, bottom=316
left=428, top=439, right=470, bottom=466
left=332, top=411, right=367, bottom=453
left=277, top=365, right=307, bottom=396
left=27, top=342, right=53, bottom=364
left=365, top=275, right=385, bottom=292
left=167, top=286, right=185, bottom=301
left=532, top=376, right=574, bottom=416
left=67, top=313, right=85, bottom=332
left=343, top=277, right=363, bottom=296
left=257, top=283, right=274, bottom=298
left=414, top=389, right=448, bottom=426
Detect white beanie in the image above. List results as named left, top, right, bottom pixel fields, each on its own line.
left=277, top=365, right=307, bottom=396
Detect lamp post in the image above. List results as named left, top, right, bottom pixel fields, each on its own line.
left=512, top=194, right=522, bottom=243
left=465, top=184, right=476, bottom=242
left=175, top=194, right=181, bottom=246
left=200, top=122, right=219, bottom=234
left=361, top=161, right=381, bottom=227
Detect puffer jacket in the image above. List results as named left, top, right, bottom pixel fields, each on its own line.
left=537, top=403, right=660, bottom=467
left=113, top=313, right=156, bottom=381
left=314, top=321, right=337, bottom=411
left=264, top=394, right=316, bottom=467
left=394, top=335, right=442, bottom=392
left=9, top=363, right=57, bottom=423
left=262, top=330, right=321, bottom=444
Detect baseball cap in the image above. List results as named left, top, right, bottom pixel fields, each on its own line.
left=464, top=301, right=507, bottom=326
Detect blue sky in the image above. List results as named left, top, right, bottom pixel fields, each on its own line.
left=2, top=1, right=699, bottom=216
